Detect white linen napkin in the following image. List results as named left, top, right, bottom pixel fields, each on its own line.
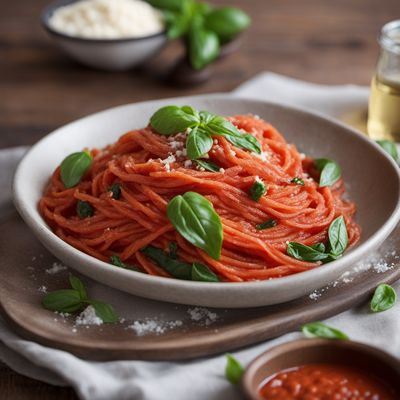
left=1, top=73, right=399, bottom=400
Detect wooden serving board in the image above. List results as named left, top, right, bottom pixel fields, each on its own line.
left=0, top=212, right=399, bottom=361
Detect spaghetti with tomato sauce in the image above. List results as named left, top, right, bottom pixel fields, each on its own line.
left=39, top=113, right=360, bottom=282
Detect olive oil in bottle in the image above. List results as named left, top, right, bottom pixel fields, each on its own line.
left=368, top=76, right=400, bottom=141
left=367, top=20, right=400, bottom=141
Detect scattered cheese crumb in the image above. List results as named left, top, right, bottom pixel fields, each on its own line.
left=46, top=262, right=68, bottom=275
left=184, top=160, right=192, bottom=168
left=128, top=319, right=183, bottom=335
left=38, top=285, right=48, bottom=293
left=187, top=307, right=218, bottom=326
left=75, top=306, right=103, bottom=326
left=219, top=168, right=225, bottom=173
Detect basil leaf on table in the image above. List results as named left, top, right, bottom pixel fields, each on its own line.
left=225, top=354, right=244, bottom=385
left=141, top=246, right=192, bottom=280
left=42, top=289, right=84, bottom=313
left=60, top=151, right=92, bottom=189
left=110, top=255, right=142, bottom=272
left=189, top=26, right=220, bottom=70
left=194, top=159, right=220, bottom=172
left=90, top=301, right=119, bottom=323
left=109, top=183, right=121, bottom=199
left=205, top=7, right=251, bottom=42
left=76, top=200, right=94, bottom=219
left=167, top=192, right=223, bottom=260
left=191, top=262, right=219, bottom=282
left=302, top=322, right=348, bottom=340
left=69, top=275, right=87, bottom=300
left=328, top=216, right=348, bottom=257
left=287, top=242, right=329, bottom=262
left=166, top=10, right=191, bottom=39
left=256, top=219, right=277, bottom=230
left=370, top=283, right=397, bottom=313
left=150, top=105, right=200, bottom=135
left=314, top=158, right=341, bottom=187
left=376, top=140, right=399, bottom=163
left=186, top=126, right=213, bottom=160
left=291, top=177, right=304, bottom=186
left=249, top=179, right=266, bottom=202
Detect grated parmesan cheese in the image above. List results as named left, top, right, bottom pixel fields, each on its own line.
left=48, top=0, right=164, bottom=39
left=75, top=306, right=103, bottom=326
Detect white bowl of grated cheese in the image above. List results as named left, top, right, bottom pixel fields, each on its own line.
left=41, top=0, right=167, bottom=70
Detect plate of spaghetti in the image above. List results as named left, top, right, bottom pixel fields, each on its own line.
left=13, top=95, right=400, bottom=308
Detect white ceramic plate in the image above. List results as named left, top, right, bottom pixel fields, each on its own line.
left=13, top=95, right=400, bottom=308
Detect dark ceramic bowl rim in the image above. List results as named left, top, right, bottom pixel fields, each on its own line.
left=241, top=338, right=400, bottom=399
left=41, top=0, right=167, bottom=44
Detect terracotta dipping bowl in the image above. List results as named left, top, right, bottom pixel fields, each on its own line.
left=241, top=338, right=400, bottom=399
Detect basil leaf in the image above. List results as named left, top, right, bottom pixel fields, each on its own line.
left=225, top=354, right=244, bottom=385
left=186, top=126, right=213, bottom=160
left=291, top=177, right=304, bottom=186
left=302, top=322, right=348, bottom=340
left=60, top=151, right=92, bottom=189
left=370, top=284, right=397, bottom=313
left=376, top=140, right=399, bottom=163
left=256, top=219, right=277, bottom=230
left=315, top=158, right=341, bottom=187
left=77, top=200, right=94, bottom=219
left=199, top=110, right=215, bottom=124
left=90, top=301, right=119, bottom=323
left=287, top=242, right=329, bottom=262
left=249, top=179, right=266, bottom=202
left=69, top=275, right=87, bottom=300
left=195, top=159, right=220, bottom=172
left=205, top=7, right=251, bottom=42
left=206, top=116, right=261, bottom=154
left=328, top=216, right=348, bottom=257
left=191, top=262, right=219, bottom=282
left=42, top=289, right=84, bottom=313
left=189, top=26, right=220, bottom=70
left=150, top=105, right=199, bottom=135
left=141, top=246, right=192, bottom=279
left=167, top=11, right=191, bottom=39
left=311, top=243, right=326, bottom=253
left=169, top=242, right=178, bottom=259
left=146, top=0, right=185, bottom=12
left=167, top=192, right=223, bottom=260
left=110, top=255, right=142, bottom=272
left=109, top=183, right=121, bottom=199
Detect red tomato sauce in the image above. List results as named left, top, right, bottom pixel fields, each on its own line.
left=259, top=363, right=397, bottom=399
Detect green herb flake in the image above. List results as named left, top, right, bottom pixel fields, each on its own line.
left=370, top=283, right=397, bottom=313
left=249, top=178, right=266, bottom=202
left=110, top=255, right=142, bottom=272
left=302, top=322, right=348, bottom=340
left=76, top=200, right=94, bottom=219
left=256, top=219, right=277, bottom=230
left=191, top=262, right=219, bottom=282
left=376, top=140, right=399, bottom=162
left=169, top=242, right=178, bottom=259
left=60, top=151, right=92, bottom=189
left=167, top=192, right=223, bottom=260
left=194, top=159, right=220, bottom=172
left=109, top=183, right=122, bottom=199
left=314, top=158, right=341, bottom=187
left=225, top=354, right=244, bottom=385
left=290, top=177, right=305, bottom=186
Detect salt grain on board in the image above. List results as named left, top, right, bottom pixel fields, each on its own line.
left=46, top=262, right=67, bottom=274
left=187, top=307, right=218, bottom=326
left=75, top=305, right=103, bottom=326
left=128, top=319, right=183, bottom=336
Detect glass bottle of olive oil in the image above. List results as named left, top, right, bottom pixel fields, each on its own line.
left=367, top=20, right=400, bottom=141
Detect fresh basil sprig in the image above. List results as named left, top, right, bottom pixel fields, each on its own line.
left=167, top=191, right=223, bottom=260
left=60, top=151, right=92, bottom=189
left=110, top=255, right=142, bottom=272
left=370, top=283, right=397, bottom=313
left=77, top=200, right=94, bottom=219
left=149, top=105, right=262, bottom=157
left=376, top=140, right=399, bottom=163
left=195, top=159, right=220, bottom=172
left=314, top=158, right=341, bottom=187
left=141, top=245, right=220, bottom=282
left=186, top=126, right=213, bottom=159
left=249, top=179, right=266, bottom=202
left=256, top=219, right=277, bottom=230
left=225, top=354, right=244, bottom=385
left=302, top=322, right=348, bottom=340
left=287, top=216, right=348, bottom=262
left=42, top=275, right=118, bottom=323
left=291, top=177, right=304, bottom=186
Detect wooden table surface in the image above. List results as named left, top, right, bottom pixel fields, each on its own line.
left=1, top=0, right=398, bottom=398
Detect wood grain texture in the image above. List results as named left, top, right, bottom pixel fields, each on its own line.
left=0, top=0, right=399, bottom=397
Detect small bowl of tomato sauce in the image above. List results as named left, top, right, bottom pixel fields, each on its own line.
left=241, top=338, right=400, bottom=400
